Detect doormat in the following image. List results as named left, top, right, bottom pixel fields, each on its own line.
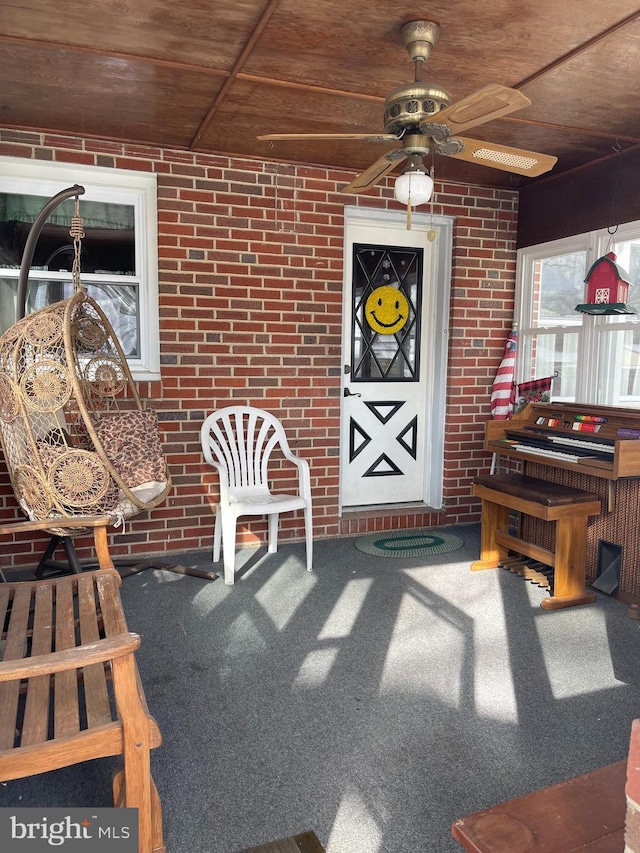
left=354, top=528, right=465, bottom=558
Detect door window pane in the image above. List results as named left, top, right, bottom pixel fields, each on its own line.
left=351, top=244, right=422, bottom=381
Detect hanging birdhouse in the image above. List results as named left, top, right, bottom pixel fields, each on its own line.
left=576, top=251, right=635, bottom=315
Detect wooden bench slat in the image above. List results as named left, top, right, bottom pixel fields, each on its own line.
left=78, top=574, right=113, bottom=728
left=0, top=586, right=33, bottom=750
left=93, top=573, right=157, bottom=725
left=0, top=721, right=123, bottom=781
left=96, top=572, right=128, bottom=635
left=0, top=690, right=17, bottom=753
left=0, top=717, right=159, bottom=783
left=0, top=585, right=10, bottom=640
left=53, top=580, right=80, bottom=739
left=0, top=515, right=113, bottom=536
left=3, top=585, right=32, bottom=657
left=21, top=584, right=53, bottom=747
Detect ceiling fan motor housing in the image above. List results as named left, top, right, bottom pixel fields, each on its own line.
left=384, top=83, right=451, bottom=135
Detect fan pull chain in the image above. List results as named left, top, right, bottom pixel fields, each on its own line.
left=427, top=161, right=437, bottom=242
left=69, top=195, right=86, bottom=294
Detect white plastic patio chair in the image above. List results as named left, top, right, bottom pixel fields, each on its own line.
left=200, top=406, right=313, bottom=584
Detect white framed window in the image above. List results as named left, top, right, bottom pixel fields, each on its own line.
left=0, top=157, right=160, bottom=381
left=515, top=222, right=640, bottom=407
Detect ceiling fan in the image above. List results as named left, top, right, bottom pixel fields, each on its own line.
left=258, top=20, right=557, bottom=197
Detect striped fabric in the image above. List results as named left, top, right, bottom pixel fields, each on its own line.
left=490, top=329, right=517, bottom=419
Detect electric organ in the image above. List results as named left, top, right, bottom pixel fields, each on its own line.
left=474, top=402, right=640, bottom=605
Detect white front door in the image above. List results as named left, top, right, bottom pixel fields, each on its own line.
left=340, top=209, right=451, bottom=511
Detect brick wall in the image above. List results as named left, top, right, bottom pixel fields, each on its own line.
left=0, top=129, right=518, bottom=570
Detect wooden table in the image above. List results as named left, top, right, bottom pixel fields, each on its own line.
left=452, top=760, right=626, bottom=852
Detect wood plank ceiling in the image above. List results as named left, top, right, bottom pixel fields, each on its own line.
left=2, top=0, right=640, bottom=193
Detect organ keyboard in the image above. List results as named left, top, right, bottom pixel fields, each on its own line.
left=485, top=402, right=640, bottom=480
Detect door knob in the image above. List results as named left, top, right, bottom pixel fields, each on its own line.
left=343, top=388, right=362, bottom=398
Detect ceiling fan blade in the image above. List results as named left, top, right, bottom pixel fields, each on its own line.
left=258, top=132, right=398, bottom=141
left=341, top=150, right=408, bottom=194
left=446, top=137, right=557, bottom=177
left=421, top=84, right=531, bottom=135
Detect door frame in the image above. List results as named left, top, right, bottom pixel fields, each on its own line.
left=339, top=205, right=453, bottom=514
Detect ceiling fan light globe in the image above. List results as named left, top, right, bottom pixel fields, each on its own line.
left=394, top=170, right=433, bottom=207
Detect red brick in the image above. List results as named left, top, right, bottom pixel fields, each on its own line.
left=0, top=127, right=518, bottom=562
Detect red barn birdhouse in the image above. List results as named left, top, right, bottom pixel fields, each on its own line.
left=576, top=252, right=635, bottom=315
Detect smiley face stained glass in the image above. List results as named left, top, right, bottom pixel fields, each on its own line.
left=351, top=244, right=422, bottom=381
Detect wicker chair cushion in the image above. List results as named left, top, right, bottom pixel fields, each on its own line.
left=93, top=409, right=166, bottom=488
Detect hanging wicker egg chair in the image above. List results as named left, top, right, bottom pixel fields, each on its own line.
left=0, top=290, right=172, bottom=530
left=0, top=186, right=216, bottom=580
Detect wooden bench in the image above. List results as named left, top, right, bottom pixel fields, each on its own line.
left=0, top=567, right=164, bottom=853
left=451, top=759, right=627, bottom=852
left=471, top=473, right=602, bottom=610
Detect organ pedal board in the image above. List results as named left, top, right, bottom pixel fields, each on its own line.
left=499, top=556, right=553, bottom=592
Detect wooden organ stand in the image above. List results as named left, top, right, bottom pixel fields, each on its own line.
left=473, top=402, right=640, bottom=609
